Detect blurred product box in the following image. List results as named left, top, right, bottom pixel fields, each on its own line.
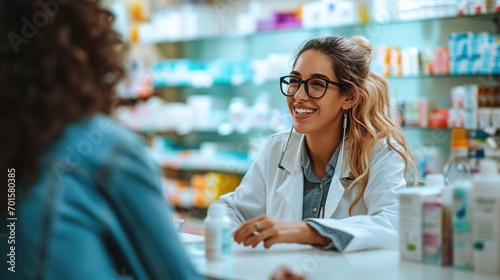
left=418, top=99, right=436, bottom=128
left=390, top=47, right=402, bottom=76
left=401, top=47, right=420, bottom=76
left=423, top=199, right=453, bottom=266
left=419, top=47, right=450, bottom=75
left=191, top=172, right=242, bottom=208
left=403, top=100, right=419, bottom=127
left=429, top=109, right=449, bottom=129
left=152, top=59, right=257, bottom=87
left=399, top=188, right=442, bottom=262
left=398, top=0, right=457, bottom=20
left=152, top=59, right=205, bottom=87
left=449, top=32, right=498, bottom=75
left=257, top=10, right=302, bottom=31
left=449, top=85, right=500, bottom=129
left=301, top=0, right=358, bottom=28
left=272, top=11, right=301, bottom=29
left=449, top=32, right=495, bottom=58
left=458, top=0, right=499, bottom=15
left=375, top=46, right=392, bottom=76
left=401, top=99, right=435, bottom=128
left=433, top=47, right=450, bottom=75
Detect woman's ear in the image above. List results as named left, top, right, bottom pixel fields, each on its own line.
left=341, top=89, right=357, bottom=110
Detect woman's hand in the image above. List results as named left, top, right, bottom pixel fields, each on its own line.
left=233, top=215, right=330, bottom=248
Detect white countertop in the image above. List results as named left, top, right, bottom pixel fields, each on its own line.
left=180, top=233, right=500, bottom=280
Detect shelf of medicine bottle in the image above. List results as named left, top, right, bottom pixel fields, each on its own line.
left=388, top=73, right=500, bottom=79
left=134, top=127, right=275, bottom=137
left=148, top=12, right=500, bottom=45
left=153, top=79, right=275, bottom=89
left=162, top=159, right=250, bottom=175
left=151, top=73, right=499, bottom=90
left=402, top=127, right=452, bottom=132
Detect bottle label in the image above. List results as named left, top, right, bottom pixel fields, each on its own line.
left=221, top=227, right=232, bottom=256
left=453, top=188, right=469, bottom=221
left=453, top=230, right=473, bottom=270
left=473, top=196, right=500, bottom=243
left=205, top=226, right=232, bottom=259
left=452, top=187, right=473, bottom=270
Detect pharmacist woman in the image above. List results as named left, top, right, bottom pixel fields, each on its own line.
left=212, top=36, right=418, bottom=252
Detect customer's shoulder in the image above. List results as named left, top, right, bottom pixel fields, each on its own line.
left=47, top=114, right=148, bottom=166
left=68, top=113, right=144, bottom=148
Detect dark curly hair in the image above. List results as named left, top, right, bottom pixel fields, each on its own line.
left=0, top=0, right=126, bottom=186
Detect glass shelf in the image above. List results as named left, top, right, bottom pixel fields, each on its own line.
left=152, top=73, right=498, bottom=89
left=162, top=161, right=250, bottom=174
left=133, top=127, right=276, bottom=137
left=402, top=126, right=451, bottom=132
left=149, top=12, right=500, bottom=44
left=389, top=73, right=500, bottom=79
left=153, top=80, right=274, bottom=89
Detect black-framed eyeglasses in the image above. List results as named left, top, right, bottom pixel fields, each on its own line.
left=279, top=75, right=346, bottom=99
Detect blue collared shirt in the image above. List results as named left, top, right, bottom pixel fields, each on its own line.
left=301, top=143, right=339, bottom=219
left=301, top=142, right=353, bottom=251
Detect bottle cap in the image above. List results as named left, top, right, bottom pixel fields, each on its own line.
left=207, top=203, right=227, bottom=217
left=451, top=128, right=468, bottom=149
left=425, top=174, right=445, bottom=188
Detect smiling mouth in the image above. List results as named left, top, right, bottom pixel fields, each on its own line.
left=295, top=108, right=317, bottom=115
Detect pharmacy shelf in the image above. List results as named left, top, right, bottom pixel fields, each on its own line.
left=162, top=156, right=251, bottom=175
left=389, top=73, right=500, bottom=79
left=402, top=126, right=452, bottom=131
left=152, top=73, right=498, bottom=89
left=147, top=12, right=500, bottom=44
left=134, top=127, right=275, bottom=137
left=153, top=79, right=275, bottom=89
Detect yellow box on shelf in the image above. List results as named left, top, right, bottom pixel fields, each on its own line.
left=192, top=172, right=241, bottom=208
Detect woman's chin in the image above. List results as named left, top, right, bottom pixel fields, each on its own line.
left=292, top=125, right=309, bottom=134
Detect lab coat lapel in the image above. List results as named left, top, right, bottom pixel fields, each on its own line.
left=275, top=171, right=303, bottom=221
left=275, top=132, right=304, bottom=221
left=323, top=148, right=351, bottom=218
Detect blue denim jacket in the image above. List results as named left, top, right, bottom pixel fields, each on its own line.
left=9, top=114, right=201, bottom=280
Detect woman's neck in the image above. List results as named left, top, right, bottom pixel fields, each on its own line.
left=305, top=131, right=342, bottom=179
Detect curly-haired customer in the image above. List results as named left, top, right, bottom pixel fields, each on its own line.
left=0, top=1, right=201, bottom=279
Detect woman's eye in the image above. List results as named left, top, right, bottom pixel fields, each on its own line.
left=311, top=80, right=326, bottom=88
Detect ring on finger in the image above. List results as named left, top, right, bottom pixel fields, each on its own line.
left=254, top=221, right=261, bottom=230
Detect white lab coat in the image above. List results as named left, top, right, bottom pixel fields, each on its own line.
left=214, top=129, right=407, bottom=252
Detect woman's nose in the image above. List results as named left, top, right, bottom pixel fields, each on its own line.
left=294, top=84, right=309, bottom=101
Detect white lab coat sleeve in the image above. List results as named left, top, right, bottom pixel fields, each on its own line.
left=305, top=143, right=406, bottom=252
left=210, top=138, right=273, bottom=230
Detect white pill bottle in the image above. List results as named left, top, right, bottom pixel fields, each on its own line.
left=205, top=204, right=232, bottom=260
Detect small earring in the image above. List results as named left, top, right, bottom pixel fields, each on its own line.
left=343, top=110, right=347, bottom=129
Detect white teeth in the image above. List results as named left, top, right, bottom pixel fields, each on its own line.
left=295, top=108, right=316, bottom=115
